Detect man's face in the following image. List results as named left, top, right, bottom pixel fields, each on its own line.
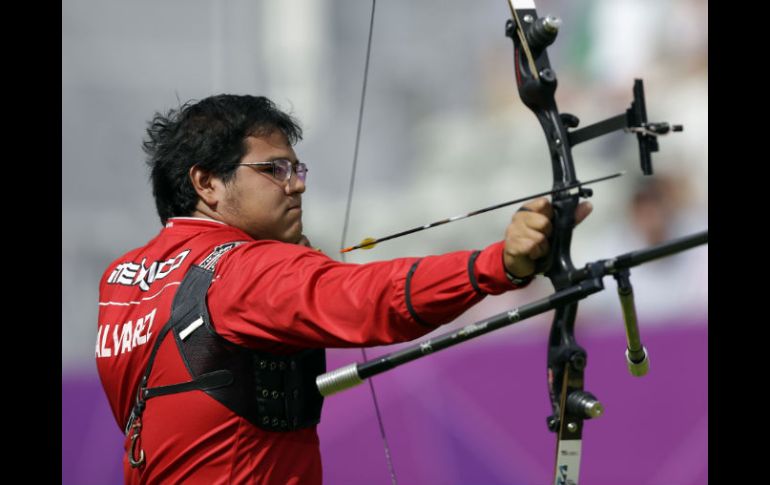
left=217, top=130, right=305, bottom=243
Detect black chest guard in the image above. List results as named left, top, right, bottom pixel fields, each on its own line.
left=126, top=242, right=326, bottom=436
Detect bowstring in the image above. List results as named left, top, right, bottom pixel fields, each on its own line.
left=338, top=2, right=398, bottom=485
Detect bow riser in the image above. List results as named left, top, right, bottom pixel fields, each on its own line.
left=508, top=3, right=593, bottom=483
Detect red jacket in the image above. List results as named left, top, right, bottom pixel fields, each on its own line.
left=97, top=217, right=524, bottom=484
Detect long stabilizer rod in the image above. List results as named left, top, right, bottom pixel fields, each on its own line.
left=317, top=229, right=707, bottom=397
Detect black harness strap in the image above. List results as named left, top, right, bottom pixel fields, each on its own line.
left=124, top=242, right=245, bottom=436
left=125, top=240, right=326, bottom=443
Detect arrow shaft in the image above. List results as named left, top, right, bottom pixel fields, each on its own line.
left=341, top=172, right=623, bottom=253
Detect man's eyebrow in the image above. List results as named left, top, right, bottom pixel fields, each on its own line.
left=262, top=156, right=301, bottom=164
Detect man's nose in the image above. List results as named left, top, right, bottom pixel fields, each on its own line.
left=286, top=173, right=306, bottom=194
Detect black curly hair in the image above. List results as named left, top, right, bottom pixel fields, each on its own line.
left=143, top=94, right=303, bottom=224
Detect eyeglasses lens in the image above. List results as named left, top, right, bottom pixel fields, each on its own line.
left=272, top=160, right=307, bottom=183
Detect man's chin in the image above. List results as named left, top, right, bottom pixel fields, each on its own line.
left=295, top=235, right=313, bottom=248
left=284, top=225, right=303, bottom=245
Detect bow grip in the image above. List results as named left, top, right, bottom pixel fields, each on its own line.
left=535, top=195, right=579, bottom=282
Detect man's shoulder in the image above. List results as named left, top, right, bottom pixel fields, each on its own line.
left=98, top=221, right=245, bottom=290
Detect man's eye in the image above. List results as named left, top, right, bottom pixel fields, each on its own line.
left=273, top=162, right=291, bottom=179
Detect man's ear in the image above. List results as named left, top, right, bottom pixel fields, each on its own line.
left=189, top=165, right=224, bottom=207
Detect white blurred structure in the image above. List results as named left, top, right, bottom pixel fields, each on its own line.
left=63, top=0, right=707, bottom=369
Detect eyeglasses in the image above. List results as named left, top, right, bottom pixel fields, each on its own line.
left=239, top=159, right=308, bottom=184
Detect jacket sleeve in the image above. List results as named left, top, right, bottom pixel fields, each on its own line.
left=206, top=240, right=529, bottom=350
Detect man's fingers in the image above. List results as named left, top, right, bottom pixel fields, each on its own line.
left=514, top=198, right=590, bottom=245
left=519, top=197, right=553, bottom=219
left=574, top=201, right=593, bottom=226
left=520, top=226, right=550, bottom=259
left=505, top=199, right=591, bottom=278
left=514, top=209, right=553, bottom=238
left=507, top=226, right=550, bottom=260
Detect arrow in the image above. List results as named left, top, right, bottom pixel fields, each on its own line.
left=340, top=171, right=624, bottom=253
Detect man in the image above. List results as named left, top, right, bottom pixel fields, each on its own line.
left=96, top=94, right=591, bottom=484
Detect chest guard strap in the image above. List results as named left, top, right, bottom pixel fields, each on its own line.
left=125, top=241, right=326, bottom=436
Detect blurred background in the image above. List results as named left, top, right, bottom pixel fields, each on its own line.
left=63, top=0, right=707, bottom=483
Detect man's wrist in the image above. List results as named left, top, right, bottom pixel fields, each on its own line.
left=504, top=267, right=534, bottom=286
